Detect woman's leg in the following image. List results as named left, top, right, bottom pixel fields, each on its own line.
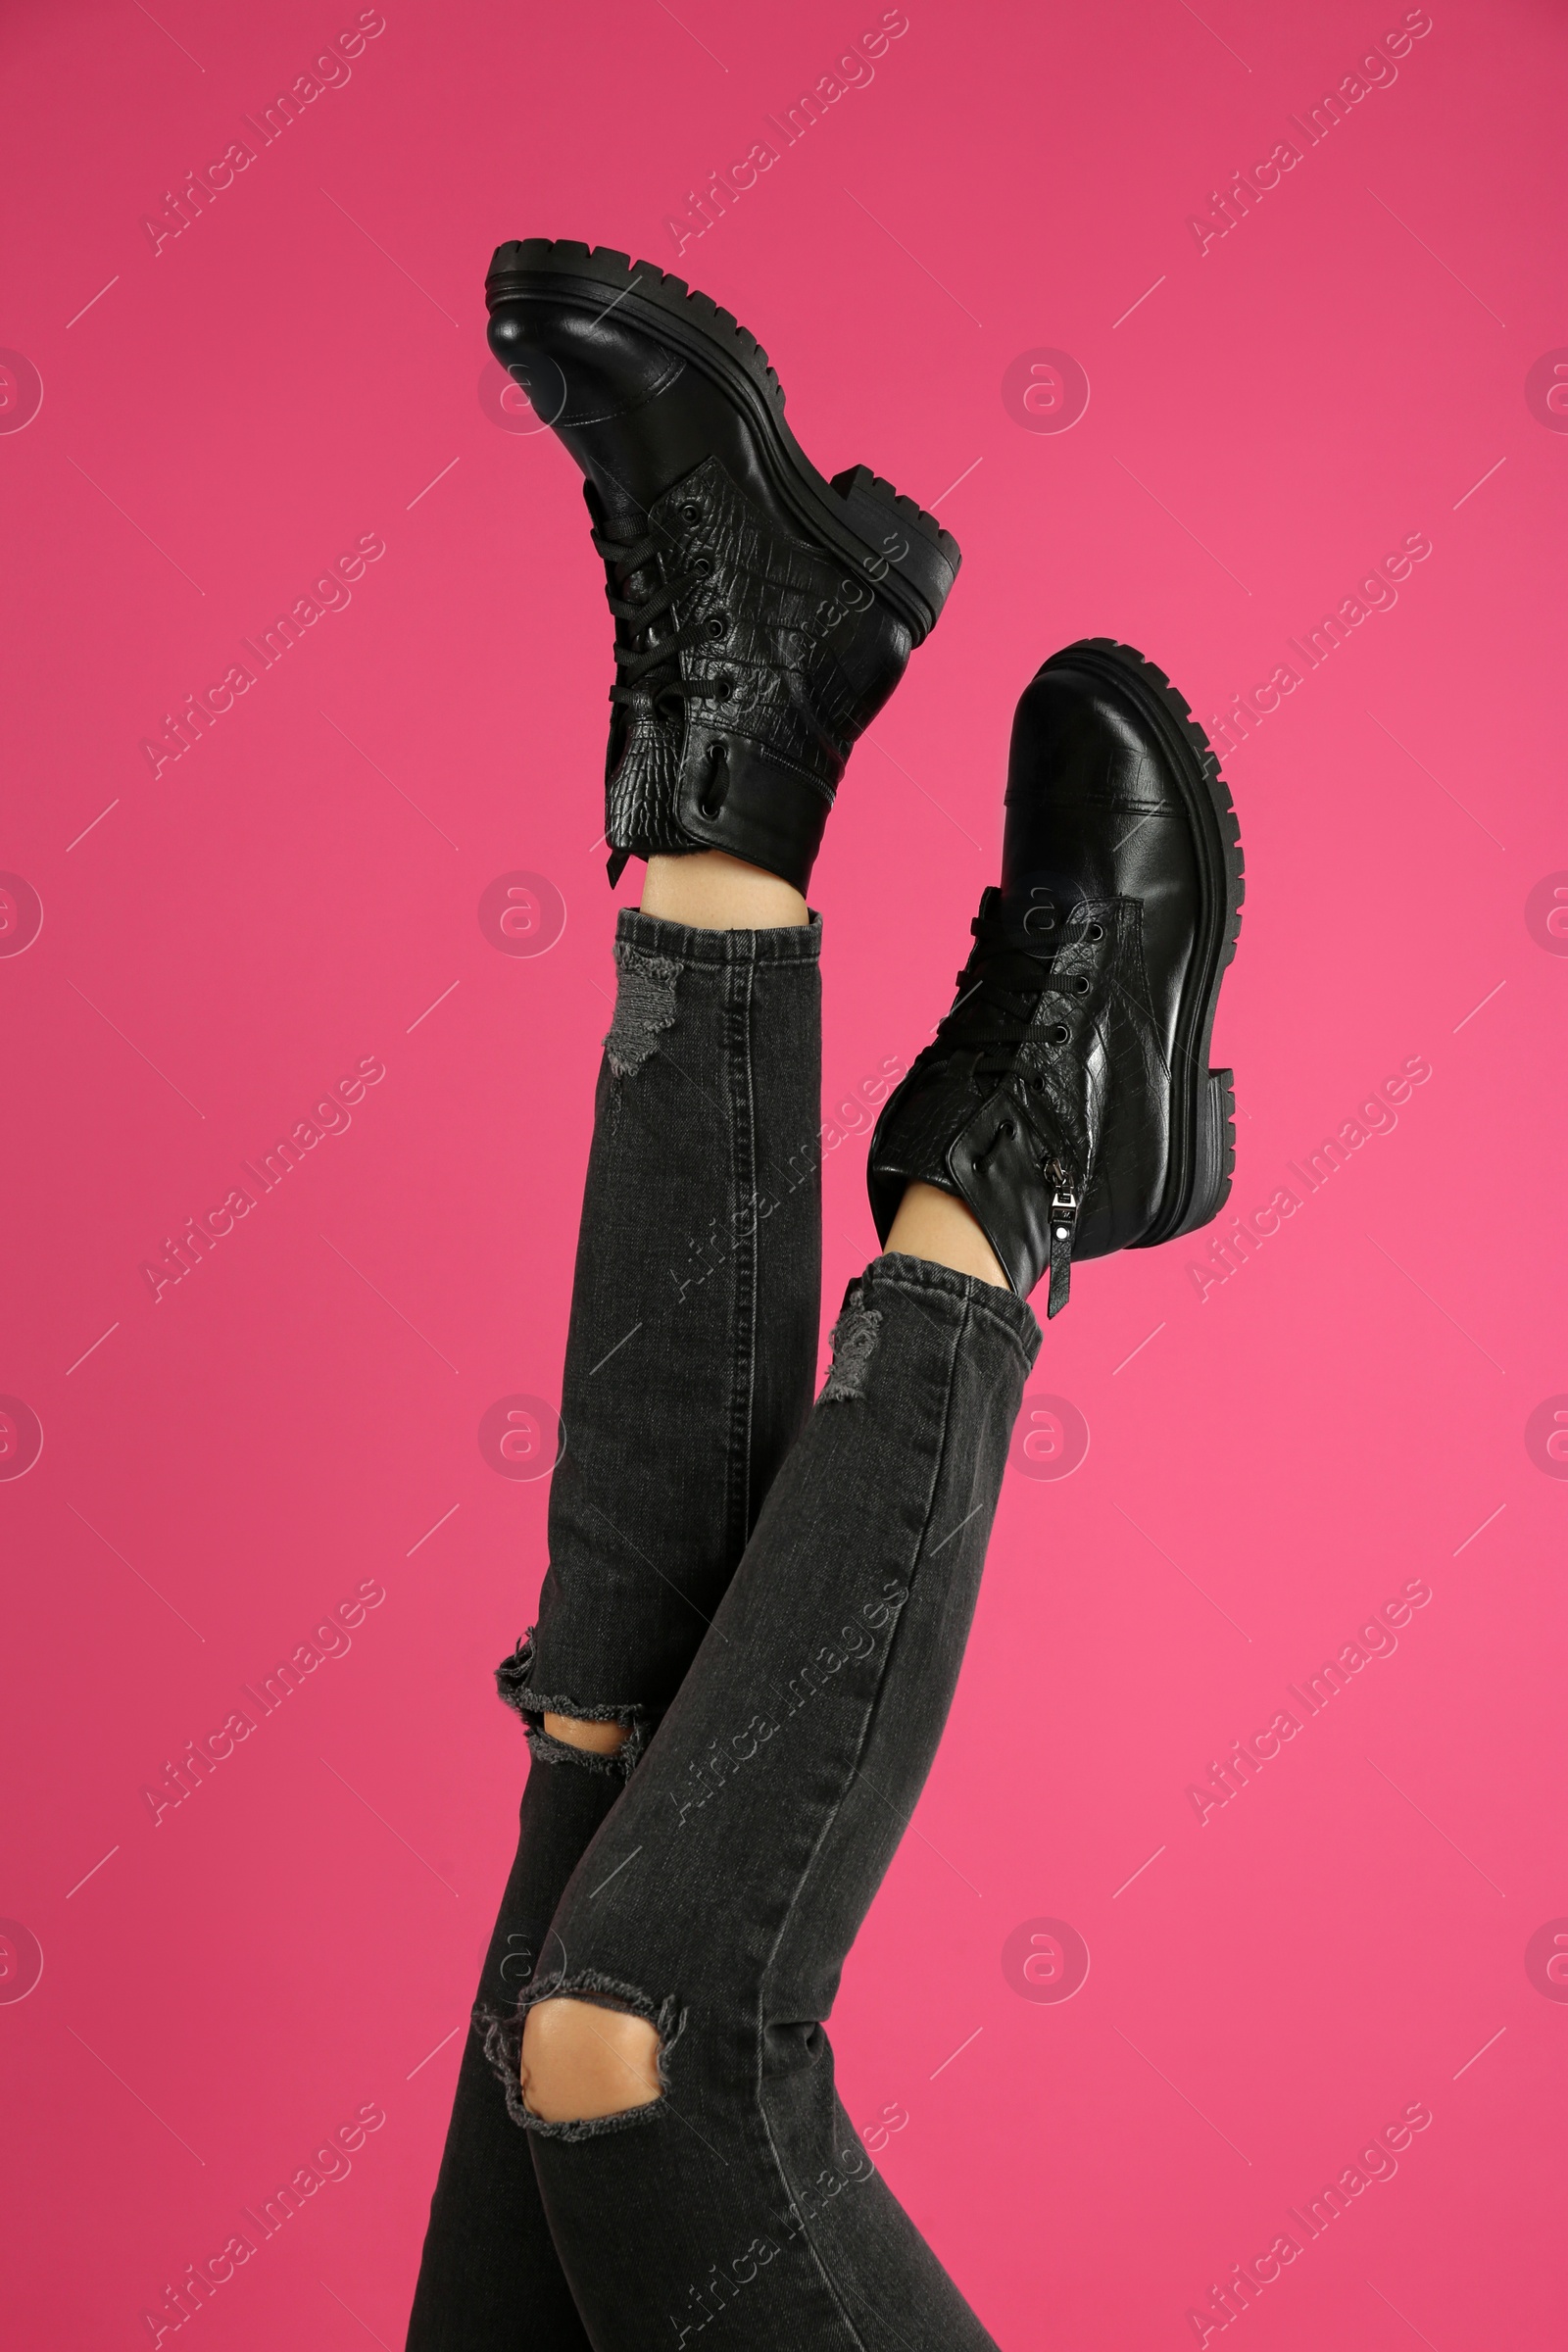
left=487, top=638, right=1244, bottom=2348
left=406, top=863, right=822, bottom=2349
left=491, top=1250, right=1038, bottom=2352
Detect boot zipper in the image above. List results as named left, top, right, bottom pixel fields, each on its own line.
left=1046, top=1158, right=1079, bottom=1320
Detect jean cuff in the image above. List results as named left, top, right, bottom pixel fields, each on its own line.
left=858, top=1250, right=1043, bottom=1369
left=613, top=906, right=821, bottom=966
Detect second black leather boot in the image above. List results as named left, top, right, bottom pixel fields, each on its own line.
left=485, top=237, right=960, bottom=891
left=867, top=640, right=1246, bottom=1315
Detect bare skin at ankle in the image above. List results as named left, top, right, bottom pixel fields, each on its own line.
left=885, top=1180, right=1011, bottom=1293
left=641, top=851, right=808, bottom=931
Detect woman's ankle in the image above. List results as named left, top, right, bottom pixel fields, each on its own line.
left=884, top=1182, right=1012, bottom=1293
left=640, top=851, right=808, bottom=931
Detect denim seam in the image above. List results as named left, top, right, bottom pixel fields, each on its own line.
left=748, top=1298, right=966, bottom=2352
left=747, top=2082, right=874, bottom=2352
left=869, top=1263, right=1040, bottom=1376
left=725, top=953, right=760, bottom=1560
left=740, top=951, right=760, bottom=1544
left=776, top=1295, right=968, bottom=2344
left=873, top=1266, right=1040, bottom=1396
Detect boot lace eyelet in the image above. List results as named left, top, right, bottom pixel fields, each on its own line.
left=1070, top=975, right=1091, bottom=996
left=707, top=614, right=729, bottom=641
left=1050, top=1023, right=1070, bottom=1045
left=681, top=501, right=705, bottom=523
left=712, top=676, right=734, bottom=700
left=698, top=745, right=729, bottom=821
left=595, top=519, right=715, bottom=717
left=972, top=1115, right=1016, bottom=1172
left=1086, top=921, right=1104, bottom=942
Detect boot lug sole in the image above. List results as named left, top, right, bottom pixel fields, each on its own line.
left=484, top=237, right=959, bottom=644
left=1038, top=638, right=1245, bottom=1249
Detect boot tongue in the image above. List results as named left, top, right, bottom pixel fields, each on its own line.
left=583, top=466, right=648, bottom=543
left=957, top=887, right=1066, bottom=1029
left=959, top=886, right=1090, bottom=1208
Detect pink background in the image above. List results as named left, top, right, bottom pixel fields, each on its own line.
left=3, top=0, right=1564, bottom=2343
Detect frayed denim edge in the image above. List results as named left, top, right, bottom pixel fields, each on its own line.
left=821, top=1291, right=883, bottom=1401
left=494, top=1636, right=652, bottom=1779
left=475, top=1971, right=687, bottom=2140
left=605, top=943, right=679, bottom=1078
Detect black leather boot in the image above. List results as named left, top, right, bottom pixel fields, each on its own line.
left=485, top=237, right=960, bottom=891
left=867, top=640, right=1245, bottom=1315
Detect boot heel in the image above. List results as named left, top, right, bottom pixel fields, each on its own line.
left=829, top=465, right=961, bottom=638
left=1169, top=1069, right=1236, bottom=1237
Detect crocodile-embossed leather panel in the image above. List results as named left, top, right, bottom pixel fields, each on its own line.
left=604, top=455, right=912, bottom=864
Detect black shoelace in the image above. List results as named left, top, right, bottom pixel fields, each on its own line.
left=592, top=526, right=709, bottom=721
left=944, top=895, right=1091, bottom=1316
left=937, top=896, right=1102, bottom=1084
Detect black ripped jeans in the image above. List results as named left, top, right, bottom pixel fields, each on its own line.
left=406, top=909, right=1039, bottom=2352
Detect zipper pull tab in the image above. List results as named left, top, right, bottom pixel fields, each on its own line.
left=1046, top=1161, right=1079, bottom=1319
